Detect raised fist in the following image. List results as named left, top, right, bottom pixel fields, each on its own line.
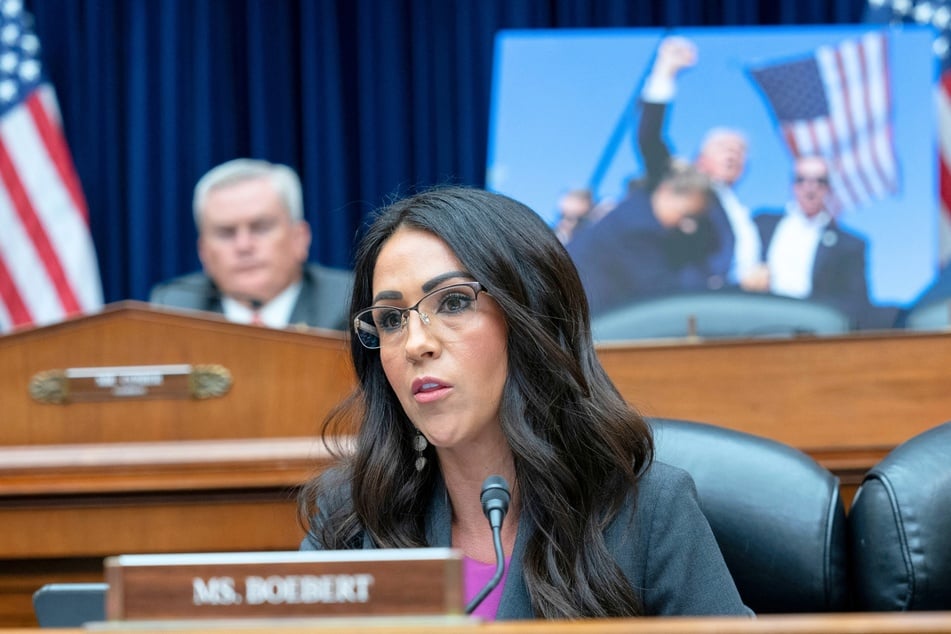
left=653, top=36, right=697, bottom=78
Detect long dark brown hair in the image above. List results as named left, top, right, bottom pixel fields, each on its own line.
left=298, top=186, right=653, bottom=618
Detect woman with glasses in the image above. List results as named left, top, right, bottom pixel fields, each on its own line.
left=298, top=186, right=750, bottom=619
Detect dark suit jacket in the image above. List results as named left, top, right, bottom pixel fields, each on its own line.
left=637, top=100, right=734, bottom=284
left=754, top=211, right=870, bottom=324
left=148, top=263, right=353, bottom=330
left=302, top=461, right=751, bottom=618
left=566, top=188, right=719, bottom=317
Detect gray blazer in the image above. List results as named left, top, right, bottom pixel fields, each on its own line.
left=148, top=263, right=353, bottom=331
left=302, top=461, right=752, bottom=618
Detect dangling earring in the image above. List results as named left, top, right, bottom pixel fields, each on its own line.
left=414, top=430, right=428, bottom=472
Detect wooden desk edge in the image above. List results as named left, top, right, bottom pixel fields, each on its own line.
left=0, top=436, right=878, bottom=498
left=0, top=437, right=354, bottom=496
left=7, top=611, right=951, bottom=633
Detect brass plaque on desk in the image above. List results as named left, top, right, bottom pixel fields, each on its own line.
left=103, top=549, right=463, bottom=621
left=29, top=364, right=232, bottom=404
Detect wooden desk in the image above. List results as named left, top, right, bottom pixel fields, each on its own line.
left=0, top=304, right=350, bottom=627
left=0, top=302, right=353, bottom=447
left=4, top=305, right=951, bottom=627
left=597, top=328, right=951, bottom=503
left=4, top=612, right=951, bottom=633
left=0, top=438, right=331, bottom=627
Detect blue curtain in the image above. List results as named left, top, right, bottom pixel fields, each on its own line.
left=24, top=0, right=865, bottom=303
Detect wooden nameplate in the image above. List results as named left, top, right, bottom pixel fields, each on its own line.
left=104, top=549, right=463, bottom=621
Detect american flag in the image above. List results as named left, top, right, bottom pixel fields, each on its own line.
left=0, top=0, right=102, bottom=333
left=866, top=0, right=951, bottom=264
left=749, top=31, right=899, bottom=213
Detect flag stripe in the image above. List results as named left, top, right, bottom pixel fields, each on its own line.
left=820, top=120, right=860, bottom=209
left=819, top=44, right=876, bottom=205
left=751, top=31, right=898, bottom=213
left=828, top=119, right=869, bottom=205
left=782, top=126, right=800, bottom=156
left=942, top=70, right=951, bottom=100
left=857, top=34, right=893, bottom=193
left=938, top=75, right=951, bottom=231
left=859, top=35, right=893, bottom=194
left=940, top=150, right=951, bottom=221
left=2, top=101, right=102, bottom=313
left=0, top=251, right=31, bottom=328
left=830, top=41, right=880, bottom=199
left=865, top=1, right=950, bottom=266
left=0, top=5, right=102, bottom=333
left=810, top=119, right=856, bottom=213
left=852, top=35, right=891, bottom=195
left=817, top=122, right=857, bottom=211
left=27, top=89, right=89, bottom=223
left=0, top=182, right=67, bottom=325
left=0, top=138, right=81, bottom=315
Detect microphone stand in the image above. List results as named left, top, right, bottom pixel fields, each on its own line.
left=465, top=475, right=510, bottom=615
left=465, top=521, right=505, bottom=615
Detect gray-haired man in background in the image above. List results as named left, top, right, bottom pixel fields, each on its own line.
left=149, top=159, right=352, bottom=330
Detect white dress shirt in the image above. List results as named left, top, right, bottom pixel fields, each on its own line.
left=714, top=184, right=762, bottom=284
left=221, top=279, right=303, bottom=328
left=766, top=203, right=831, bottom=299
left=641, top=71, right=676, bottom=104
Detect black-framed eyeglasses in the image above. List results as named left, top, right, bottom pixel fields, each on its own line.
left=353, top=281, right=487, bottom=349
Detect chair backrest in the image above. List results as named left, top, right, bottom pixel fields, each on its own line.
left=903, top=299, right=951, bottom=331
left=650, top=418, right=849, bottom=613
left=32, top=583, right=107, bottom=628
left=592, top=292, right=851, bottom=341
left=849, top=421, right=951, bottom=610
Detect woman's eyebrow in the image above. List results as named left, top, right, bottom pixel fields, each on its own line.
left=371, top=290, right=402, bottom=303
left=372, top=270, right=471, bottom=303
left=421, top=270, right=471, bottom=293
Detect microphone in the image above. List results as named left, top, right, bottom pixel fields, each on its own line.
left=464, top=475, right=511, bottom=615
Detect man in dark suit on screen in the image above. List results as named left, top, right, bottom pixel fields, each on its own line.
left=752, top=155, right=870, bottom=325
left=149, top=159, right=352, bottom=330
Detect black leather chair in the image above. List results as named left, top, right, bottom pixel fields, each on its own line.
left=650, top=418, right=849, bottom=613
left=32, top=582, right=107, bottom=627
left=848, top=421, right=951, bottom=610
left=592, top=292, right=851, bottom=341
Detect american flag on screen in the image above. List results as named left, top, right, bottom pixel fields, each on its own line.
left=866, top=0, right=951, bottom=264
left=749, top=31, right=899, bottom=213
left=0, top=0, right=102, bottom=333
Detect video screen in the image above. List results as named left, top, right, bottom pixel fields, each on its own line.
left=487, top=25, right=937, bottom=336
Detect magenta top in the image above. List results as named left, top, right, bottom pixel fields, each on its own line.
left=463, top=556, right=511, bottom=621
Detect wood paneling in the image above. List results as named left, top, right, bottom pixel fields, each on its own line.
left=598, top=329, right=951, bottom=449
left=598, top=328, right=951, bottom=490
left=0, top=302, right=353, bottom=446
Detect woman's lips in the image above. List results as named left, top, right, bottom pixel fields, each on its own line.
left=412, top=378, right=452, bottom=403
